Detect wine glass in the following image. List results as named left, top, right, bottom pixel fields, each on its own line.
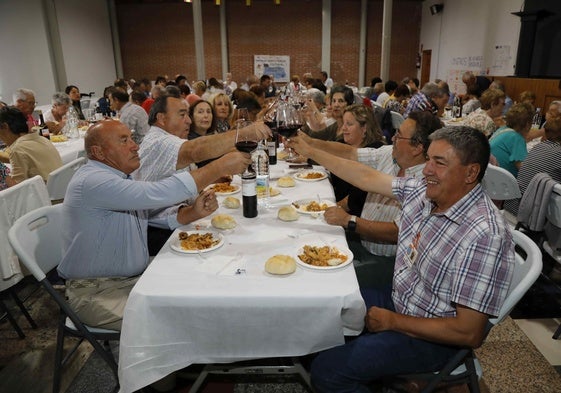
left=276, top=102, right=303, bottom=162
left=235, top=120, right=257, bottom=175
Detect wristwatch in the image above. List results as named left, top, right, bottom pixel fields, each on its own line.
left=347, top=215, right=357, bottom=232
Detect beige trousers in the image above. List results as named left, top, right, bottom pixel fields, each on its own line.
left=65, top=276, right=139, bottom=331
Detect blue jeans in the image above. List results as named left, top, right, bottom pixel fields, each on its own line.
left=310, top=287, right=459, bottom=393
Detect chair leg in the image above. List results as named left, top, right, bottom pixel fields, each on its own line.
left=0, top=298, right=26, bottom=339
left=465, top=355, right=480, bottom=393
left=189, top=366, right=210, bottom=393
left=53, top=313, right=66, bottom=393
left=553, top=323, right=561, bottom=340
left=9, top=287, right=38, bottom=329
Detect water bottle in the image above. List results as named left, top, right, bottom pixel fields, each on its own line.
left=252, top=141, right=270, bottom=206
left=532, top=108, right=542, bottom=129
left=67, top=106, right=80, bottom=138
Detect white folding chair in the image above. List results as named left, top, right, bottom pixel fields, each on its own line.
left=8, top=204, right=120, bottom=393
left=481, top=164, right=521, bottom=201
left=390, top=110, right=405, bottom=130
left=389, top=230, right=542, bottom=393
left=46, top=157, right=86, bottom=203
left=0, top=175, right=49, bottom=338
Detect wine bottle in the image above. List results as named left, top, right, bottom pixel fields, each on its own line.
left=38, top=112, right=50, bottom=140
left=242, top=170, right=258, bottom=218
left=267, top=134, right=277, bottom=165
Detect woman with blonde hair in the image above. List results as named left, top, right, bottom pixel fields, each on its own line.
left=489, top=102, right=533, bottom=176
left=464, top=88, right=505, bottom=137
left=330, top=104, right=385, bottom=215
left=211, top=93, right=233, bottom=133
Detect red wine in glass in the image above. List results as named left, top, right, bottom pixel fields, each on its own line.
left=277, top=124, right=302, bottom=139
left=235, top=140, right=258, bottom=153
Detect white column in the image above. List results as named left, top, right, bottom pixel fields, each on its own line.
left=380, top=0, right=393, bottom=81
left=192, top=0, right=205, bottom=81
left=219, top=1, right=228, bottom=78
left=321, top=0, right=332, bottom=75
left=107, top=0, right=123, bottom=78
left=358, top=0, right=367, bottom=87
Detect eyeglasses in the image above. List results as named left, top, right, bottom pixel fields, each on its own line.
left=393, top=131, right=415, bottom=141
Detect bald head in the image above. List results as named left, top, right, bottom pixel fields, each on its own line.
left=84, top=119, right=140, bottom=174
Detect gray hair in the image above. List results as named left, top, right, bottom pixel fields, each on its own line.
left=421, top=82, right=447, bottom=99
left=429, top=126, right=490, bottom=182
left=305, top=88, right=325, bottom=107
left=12, top=88, right=35, bottom=104
left=52, top=92, right=71, bottom=106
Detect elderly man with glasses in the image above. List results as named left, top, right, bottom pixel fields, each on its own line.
left=13, top=88, right=37, bottom=131
left=287, top=111, right=443, bottom=288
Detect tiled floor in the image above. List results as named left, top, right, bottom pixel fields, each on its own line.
left=2, top=253, right=561, bottom=393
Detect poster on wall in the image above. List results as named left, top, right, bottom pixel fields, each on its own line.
left=490, top=45, right=513, bottom=76
left=254, top=55, right=290, bottom=83
left=447, top=55, right=486, bottom=95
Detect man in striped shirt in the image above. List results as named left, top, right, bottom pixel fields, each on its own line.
left=288, top=126, right=515, bottom=392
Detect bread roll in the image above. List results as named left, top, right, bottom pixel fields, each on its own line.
left=223, top=196, right=240, bottom=209
left=211, top=214, right=237, bottom=229
left=277, top=206, right=299, bottom=222
left=265, top=255, right=296, bottom=275
left=277, top=176, right=295, bottom=188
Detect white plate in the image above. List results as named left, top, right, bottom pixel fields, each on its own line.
left=294, top=170, right=328, bottom=182
left=207, top=183, right=241, bottom=196
left=258, top=188, right=281, bottom=198
left=292, top=199, right=335, bottom=215
left=296, top=245, right=353, bottom=271
left=170, top=230, right=225, bottom=254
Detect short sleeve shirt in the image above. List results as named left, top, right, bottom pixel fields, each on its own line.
left=391, top=177, right=514, bottom=318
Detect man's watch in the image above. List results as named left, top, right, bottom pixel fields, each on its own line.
left=347, top=215, right=357, bottom=232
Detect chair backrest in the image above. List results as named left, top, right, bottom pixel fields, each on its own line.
left=46, top=157, right=86, bottom=202
left=482, top=164, right=521, bottom=201
left=390, top=111, right=404, bottom=130
left=0, top=175, right=50, bottom=282
left=546, top=183, right=561, bottom=228
left=489, top=230, right=542, bottom=326
left=7, top=204, right=65, bottom=283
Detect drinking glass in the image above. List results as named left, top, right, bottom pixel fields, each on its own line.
left=235, top=120, right=257, bottom=175
left=276, top=102, right=303, bottom=161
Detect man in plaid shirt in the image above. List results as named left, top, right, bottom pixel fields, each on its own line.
left=288, top=126, right=515, bottom=392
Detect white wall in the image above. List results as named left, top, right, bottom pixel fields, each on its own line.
left=420, top=0, right=522, bottom=95
left=0, top=0, right=56, bottom=105
left=0, top=0, right=116, bottom=106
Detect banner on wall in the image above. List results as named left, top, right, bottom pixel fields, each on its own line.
left=254, top=55, right=290, bottom=83
left=447, top=55, right=487, bottom=95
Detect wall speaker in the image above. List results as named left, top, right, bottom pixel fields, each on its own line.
left=430, top=4, right=444, bottom=15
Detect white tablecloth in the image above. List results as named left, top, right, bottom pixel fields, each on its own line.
left=118, top=162, right=366, bottom=393
left=52, top=137, right=85, bottom=164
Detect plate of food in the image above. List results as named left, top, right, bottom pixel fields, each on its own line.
left=294, top=170, right=328, bottom=182
left=207, top=182, right=241, bottom=195
left=292, top=199, right=335, bottom=214
left=296, top=244, right=353, bottom=270
left=50, top=135, right=68, bottom=143
left=170, top=230, right=224, bottom=254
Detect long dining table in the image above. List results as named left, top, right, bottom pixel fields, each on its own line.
left=117, top=160, right=367, bottom=392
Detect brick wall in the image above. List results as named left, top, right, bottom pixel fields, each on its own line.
left=116, top=0, right=421, bottom=87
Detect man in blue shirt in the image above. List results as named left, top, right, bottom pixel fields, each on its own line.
left=57, top=120, right=251, bottom=330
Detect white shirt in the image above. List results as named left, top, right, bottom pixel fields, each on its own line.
left=357, top=145, right=425, bottom=256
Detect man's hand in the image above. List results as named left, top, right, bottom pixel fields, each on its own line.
left=238, top=121, right=272, bottom=141
left=194, top=189, right=218, bottom=216
left=285, top=132, right=313, bottom=158
left=365, top=306, right=396, bottom=332
left=217, top=151, right=253, bottom=175
left=324, top=206, right=351, bottom=227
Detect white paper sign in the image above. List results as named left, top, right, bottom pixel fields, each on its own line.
left=254, top=55, right=290, bottom=83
